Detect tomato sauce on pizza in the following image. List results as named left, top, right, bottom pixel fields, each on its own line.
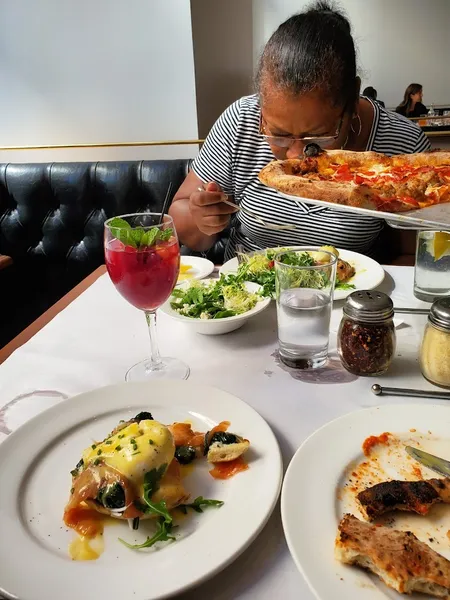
left=258, top=150, right=450, bottom=213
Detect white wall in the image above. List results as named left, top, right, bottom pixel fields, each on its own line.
left=0, top=0, right=199, bottom=162
left=252, top=0, right=450, bottom=109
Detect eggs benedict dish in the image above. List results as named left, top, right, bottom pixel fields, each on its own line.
left=64, top=411, right=250, bottom=559
left=64, top=412, right=189, bottom=537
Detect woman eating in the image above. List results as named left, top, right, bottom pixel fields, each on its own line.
left=170, top=1, right=430, bottom=261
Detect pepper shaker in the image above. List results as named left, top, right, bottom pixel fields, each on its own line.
left=337, top=291, right=396, bottom=376
left=420, top=298, right=450, bottom=388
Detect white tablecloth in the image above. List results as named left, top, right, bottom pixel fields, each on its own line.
left=0, top=266, right=437, bottom=599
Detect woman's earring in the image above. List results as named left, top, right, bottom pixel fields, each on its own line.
left=351, top=114, right=362, bottom=137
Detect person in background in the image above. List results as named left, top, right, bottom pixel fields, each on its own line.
left=396, top=83, right=429, bottom=118
left=362, top=86, right=385, bottom=108
left=171, top=2, right=430, bottom=263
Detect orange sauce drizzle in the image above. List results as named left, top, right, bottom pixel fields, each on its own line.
left=209, top=456, right=249, bottom=480
left=362, top=432, right=391, bottom=456
left=64, top=505, right=105, bottom=537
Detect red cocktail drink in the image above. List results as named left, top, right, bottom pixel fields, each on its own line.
left=104, top=213, right=189, bottom=381
left=105, top=237, right=180, bottom=311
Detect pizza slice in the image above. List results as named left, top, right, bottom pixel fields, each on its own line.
left=258, top=149, right=450, bottom=213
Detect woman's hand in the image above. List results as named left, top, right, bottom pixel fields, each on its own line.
left=170, top=172, right=237, bottom=252
left=189, top=182, right=238, bottom=236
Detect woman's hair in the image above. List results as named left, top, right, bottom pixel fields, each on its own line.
left=256, top=1, right=357, bottom=109
left=362, top=86, right=377, bottom=100
left=397, top=83, right=422, bottom=113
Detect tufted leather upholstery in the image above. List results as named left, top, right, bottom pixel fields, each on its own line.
left=0, top=160, right=227, bottom=347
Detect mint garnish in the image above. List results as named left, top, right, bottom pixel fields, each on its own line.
left=141, top=228, right=159, bottom=247
left=158, top=229, right=173, bottom=242
left=109, top=217, right=133, bottom=246
left=108, top=217, right=173, bottom=248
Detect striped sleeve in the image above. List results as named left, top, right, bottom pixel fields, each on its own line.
left=191, top=100, right=241, bottom=196
left=414, top=129, right=432, bottom=153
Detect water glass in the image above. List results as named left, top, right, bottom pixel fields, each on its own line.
left=414, top=231, right=450, bottom=302
left=274, top=248, right=337, bottom=369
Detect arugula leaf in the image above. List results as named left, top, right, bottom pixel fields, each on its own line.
left=177, top=496, right=224, bottom=514
left=142, top=499, right=172, bottom=523
left=143, top=464, right=167, bottom=499
left=335, top=282, right=356, bottom=290
left=140, top=464, right=172, bottom=523
left=119, top=517, right=176, bottom=550
left=279, top=252, right=315, bottom=267
left=213, top=310, right=236, bottom=319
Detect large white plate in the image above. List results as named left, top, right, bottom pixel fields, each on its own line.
left=219, top=247, right=385, bottom=301
left=0, top=380, right=282, bottom=600
left=280, top=191, right=450, bottom=230
left=178, top=256, right=214, bottom=284
left=281, top=404, right=450, bottom=600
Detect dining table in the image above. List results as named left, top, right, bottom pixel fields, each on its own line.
left=0, top=264, right=441, bottom=600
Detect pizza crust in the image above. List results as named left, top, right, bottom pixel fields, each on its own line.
left=258, top=159, right=380, bottom=210
left=258, top=150, right=450, bottom=213
left=392, top=151, right=450, bottom=167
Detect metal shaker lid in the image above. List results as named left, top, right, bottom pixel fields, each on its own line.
left=343, top=290, right=394, bottom=323
left=429, top=297, right=450, bottom=331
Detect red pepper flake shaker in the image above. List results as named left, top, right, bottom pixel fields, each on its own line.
left=337, top=290, right=396, bottom=376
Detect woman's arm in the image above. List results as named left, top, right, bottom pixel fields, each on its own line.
left=170, top=100, right=243, bottom=252
left=170, top=171, right=238, bottom=252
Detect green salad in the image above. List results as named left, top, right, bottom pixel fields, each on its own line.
left=170, top=276, right=260, bottom=319
left=233, top=246, right=355, bottom=297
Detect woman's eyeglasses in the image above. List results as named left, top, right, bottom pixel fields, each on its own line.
left=259, top=112, right=345, bottom=149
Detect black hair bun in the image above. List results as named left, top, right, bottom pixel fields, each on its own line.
left=312, top=1, right=351, bottom=33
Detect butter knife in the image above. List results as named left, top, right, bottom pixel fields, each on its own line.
left=405, top=445, right=450, bottom=478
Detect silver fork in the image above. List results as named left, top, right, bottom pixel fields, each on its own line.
left=196, top=186, right=296, bottom=232
left=236, top=243, right=247, bottom=265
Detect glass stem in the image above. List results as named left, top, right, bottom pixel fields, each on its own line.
left=145, top=311, right=162, bottom=370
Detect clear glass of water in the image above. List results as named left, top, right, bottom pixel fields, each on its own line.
left=414, top=231, right=450, bottom=302
left=275, top=248, right=338, bottom=369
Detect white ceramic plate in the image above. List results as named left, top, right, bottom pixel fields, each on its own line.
left=281, top=403, right=450, bottom=600
left=0, top=380, right=282, bottom=600
left=219, top=247, right=385, bottom=301
left=177, top=256, right=215, bottom=284
left=160, top=279, right=271, bottom=335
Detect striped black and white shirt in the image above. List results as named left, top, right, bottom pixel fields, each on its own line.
left=192, top=94, right=431, bottom=260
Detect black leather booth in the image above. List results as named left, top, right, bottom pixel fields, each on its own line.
left=0, top=160, right=226, bottom=348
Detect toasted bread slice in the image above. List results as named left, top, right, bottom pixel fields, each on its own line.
left=336, top=514, right=450, bottom=597
left=207, top=439, right=250, bottom=463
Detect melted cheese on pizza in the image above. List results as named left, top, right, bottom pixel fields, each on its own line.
left=314, top=161, right=450, bottom=208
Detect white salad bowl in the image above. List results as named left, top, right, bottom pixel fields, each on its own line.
left=160, top=279, right=271, bottom=335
